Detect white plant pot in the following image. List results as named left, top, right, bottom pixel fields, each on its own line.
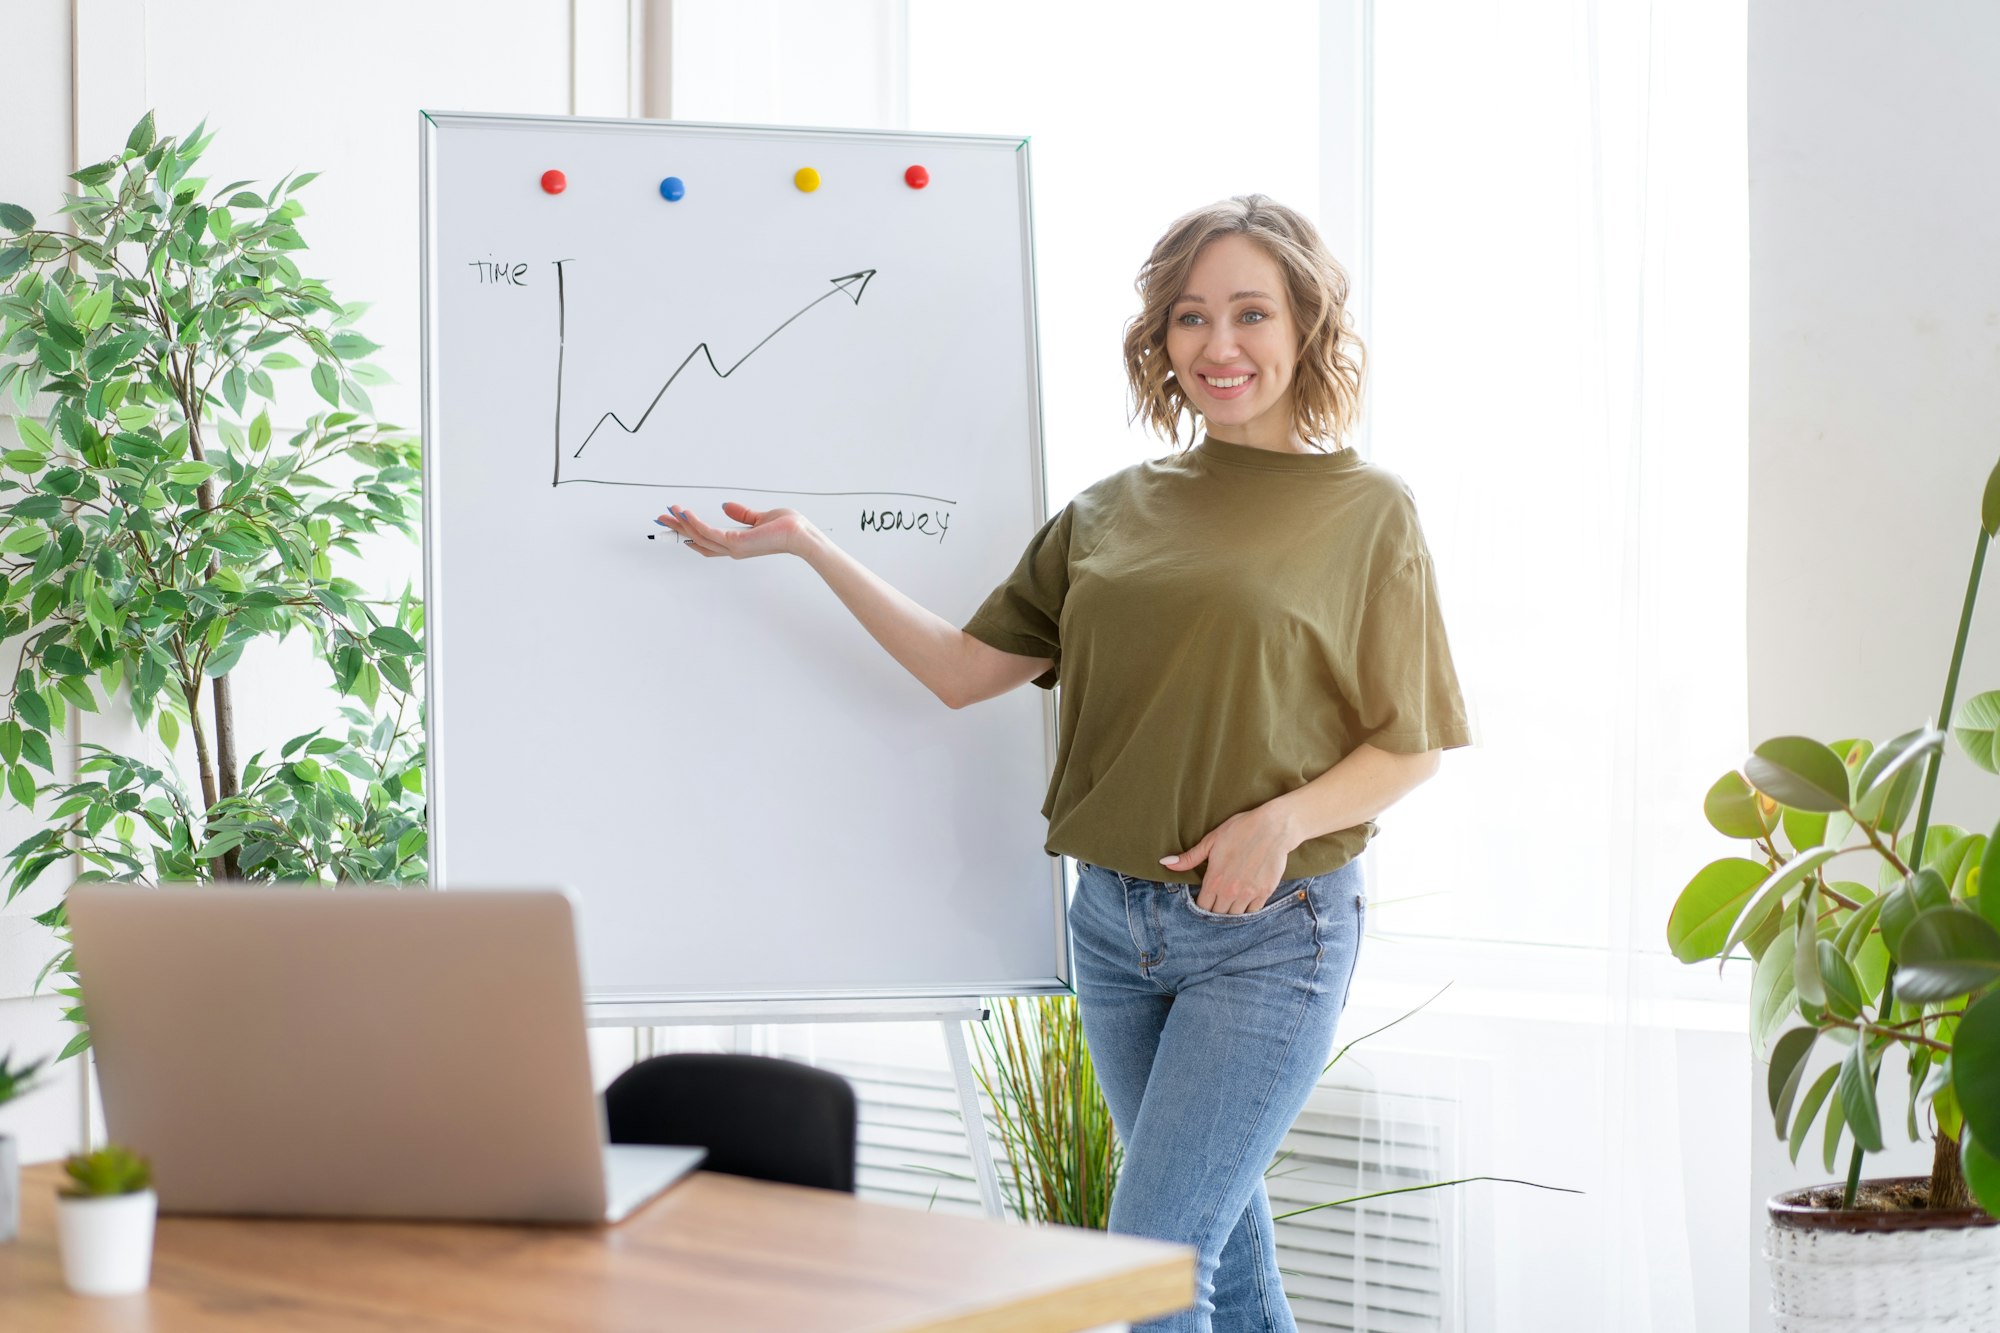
left=55, top=1189, right=157, bottom=1296
left=1766, top=1179, right=2000, bottom=1331
left=0, top=1134, right=17, bottom=1243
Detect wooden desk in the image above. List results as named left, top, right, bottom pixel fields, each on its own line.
left=0, top=1163, right=1193, bottom=1331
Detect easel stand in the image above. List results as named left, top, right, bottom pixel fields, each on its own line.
left=588, top=997, right=1007, bottom=1219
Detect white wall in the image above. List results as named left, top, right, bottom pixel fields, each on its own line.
left=1748, top=2, right=2000, bottom=1328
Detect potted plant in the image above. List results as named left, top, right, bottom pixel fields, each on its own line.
left=968, top=988, right=1574, bottom=1231
left=0, top=110, right=427, bottom=1059
left=0, top=1048, right=48, bottom=1242
left=54, top=1143, right=154, bottom=1295
left=1668, top=460, right=2000, bottom=1326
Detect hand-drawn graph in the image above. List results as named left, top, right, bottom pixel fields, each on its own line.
left=551, top=262, right=954, bottom=506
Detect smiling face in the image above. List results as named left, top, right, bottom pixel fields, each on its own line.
left=1164, top=234, right=1301, bottom=451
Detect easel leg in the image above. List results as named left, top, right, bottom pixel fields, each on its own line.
left=941, top=1015, right=1006, bottom=1220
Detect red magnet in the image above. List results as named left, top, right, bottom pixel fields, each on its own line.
left=904, top=164, right=930, bottom=189
left=540, top=169, right=567, bottom=195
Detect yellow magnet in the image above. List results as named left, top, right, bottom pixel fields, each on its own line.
left=794, top=167, right=821, bottom=193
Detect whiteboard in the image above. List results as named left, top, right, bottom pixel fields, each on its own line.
left=417, top=111, right=1065, bottom=1006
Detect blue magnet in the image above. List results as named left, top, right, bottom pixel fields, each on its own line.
left=660, top=176, right=686, bottom=202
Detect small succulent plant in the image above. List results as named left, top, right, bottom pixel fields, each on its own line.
left=60, top=1144, right=152, bottom=1198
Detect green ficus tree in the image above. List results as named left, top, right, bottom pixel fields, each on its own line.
left=0, top=112, right=426, bottom=1055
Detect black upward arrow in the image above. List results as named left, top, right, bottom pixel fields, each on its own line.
left=554, top=264, right=878, bottom=481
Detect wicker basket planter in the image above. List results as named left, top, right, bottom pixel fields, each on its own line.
left=1766, top=1178, right=2000, bottom=1332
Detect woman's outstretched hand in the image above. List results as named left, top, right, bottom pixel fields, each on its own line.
left=656, top=501, right=815, bottom=559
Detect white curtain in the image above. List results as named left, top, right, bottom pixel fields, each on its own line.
left=1365, top=2, right=1746, bottom=1329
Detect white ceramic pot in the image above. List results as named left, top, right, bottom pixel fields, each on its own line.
left=0, top=1134, right=17, bottom=1243
left=55, top=1188, right=157, bottom=1296
left=1766, top=1178, right=2000, bottom=1331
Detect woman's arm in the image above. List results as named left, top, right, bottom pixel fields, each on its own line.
left=1163, top=742, right=1442, bottom=912
left=657, top=502, right=1053, bottom=710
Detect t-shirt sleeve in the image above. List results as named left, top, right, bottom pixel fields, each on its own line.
left=1351, top=549, right=1473, bottom=753
left=962, top=504, right=1070, bottom=690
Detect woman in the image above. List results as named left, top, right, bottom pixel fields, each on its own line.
left=656, top=194, right=1470, bottom=1333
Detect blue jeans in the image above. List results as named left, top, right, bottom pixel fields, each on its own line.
left=1069, top=859, right=1367, bottom=1333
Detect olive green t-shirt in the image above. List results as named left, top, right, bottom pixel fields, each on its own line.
left=963, top=434, right=1471, bottom=885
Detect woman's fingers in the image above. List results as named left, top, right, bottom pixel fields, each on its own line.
left=660, top=506, right=742, bottom=558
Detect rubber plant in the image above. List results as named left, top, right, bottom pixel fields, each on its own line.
left=1669, top=455, right=2000, bottom=1215
left=0, top=112, right=426, bottom=1058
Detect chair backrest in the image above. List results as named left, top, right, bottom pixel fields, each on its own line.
left=604, top=1053, right=858, bottom=1193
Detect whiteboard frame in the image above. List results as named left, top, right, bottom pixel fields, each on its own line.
left=416, top=109, right=1071, bottom=1009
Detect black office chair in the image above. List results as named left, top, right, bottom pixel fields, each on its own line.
left=604, top=1052, right=859, bottom=1193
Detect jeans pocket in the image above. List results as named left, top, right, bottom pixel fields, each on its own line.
left=1181, top=878, right=1310, bottom=922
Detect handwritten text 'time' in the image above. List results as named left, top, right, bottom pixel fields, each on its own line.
left=468, top=260, right=529, bottom=285
left=861, top=509, right=951, bottom=543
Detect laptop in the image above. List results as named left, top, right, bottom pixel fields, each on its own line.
left=67, top=884, right=703, bottom=1223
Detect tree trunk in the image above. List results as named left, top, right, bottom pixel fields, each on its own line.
left=1931, top=1130, right=1972, bottom=1210
left=184, top=679, right=216, bottom=813
left=211, top=674, right=240, bottom=880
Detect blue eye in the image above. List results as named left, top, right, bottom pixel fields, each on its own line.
left=1175, top=311, right=1205, bottom=326
left=1241, top=309, right=1268, bottom=324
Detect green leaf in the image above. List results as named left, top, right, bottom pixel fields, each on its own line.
left=1794, top=888, right=1825, bottom=1009
left=124, top=111, right=155, bottom=156
left=1982, top=815, right=2000, bottom=932
left=16, top=689, right=50, bottom=734
left=1897, top=907, right=2000, bottom=1001
left=158, top=709, right=178, bottom=751
left=0, top=202, right=34, bottom=233
left=19, top=730, right=52, bottom=772
left=1706, top=771, right=1778, bottom=840
left=1838, top=1038, right=1884, bottom=1154
left=1984, top=458, right=2000, bottom=538
left=329, top=332, right=381, bottom=359
left=311, top=361, right=340, bottom=406
left=1882, top=868, right=1951, bottom=957
left=6, top=764, right=34, bottom=808
left=1723, top=846, right=1839, bottom=961
left=1750, top=924, right=1799, bottom=1053
left=1964, top=1124, right=2000, bottom=1218
left=1768, top=1026, right=1818, bottom=1131
left=55, top=675, right=97, bottom=714
left=368, top=625, right=420, bottom=656
left=1939, top=832, right=1986, bottom=898
left=1746, top=737, right=1851, bottom=813
left=165, top=462, right=217, bottom=486
left=1853, top=728, right=1945, bottom=825
left=1822, top=1060, right=1850, bottom=1173
left=1670, top=858, right=1770, bottom=962
left=1789, top=1064, right=1840, bottom=1164
left=1817, top=940, right=1867, bottom=1019
left=1955, top=692, right=2000, bottom=773
left=14, top=417, right=53, bottom=455
left=1783, top=807, right=1828, bottom=857
left=290, top=758, right=323, bottom=783
left=1953, top=991, right=2000, bottom=1150
left=202, top=638, right=246, bottom=679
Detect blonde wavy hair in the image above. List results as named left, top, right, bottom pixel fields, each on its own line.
left=1122, top=195, right=1366, bottom=451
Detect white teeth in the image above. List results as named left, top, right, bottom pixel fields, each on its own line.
left=1205, top=374, right=1250, bottom=388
